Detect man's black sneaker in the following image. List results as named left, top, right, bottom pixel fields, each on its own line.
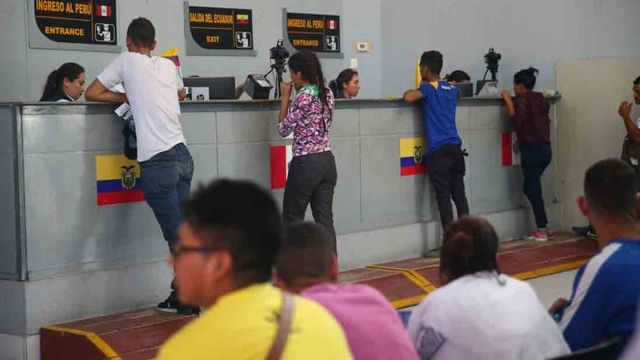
left=157, top=290, right=180, bottom=313
left=157, top=290, right=200, bottom=316
left=572, top=225, right=597, bottom=240
left=572, top=225, right=590, bottom=237
left=177, top=304, right=201, bottom=316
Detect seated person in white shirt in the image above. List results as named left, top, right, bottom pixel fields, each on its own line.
left=407, top=216, right=570, bottom=360
left=621, top=306, right=640, bottom=359
left=39, top=62, right=85, bottom=102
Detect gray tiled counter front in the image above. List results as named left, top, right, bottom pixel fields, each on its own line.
left=0, top=96, right=559, bottom=281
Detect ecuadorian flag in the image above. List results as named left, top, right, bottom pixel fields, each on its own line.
left=96, top=155, right=145, bottom=206
left=415, top=58, right=422, bottom=88
left=400, top=137, right=427, bottom=176
left=161, top=47, right=181, bottom=67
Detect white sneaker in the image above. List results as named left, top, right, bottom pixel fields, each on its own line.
left=527, top=231, right=549, bottom=242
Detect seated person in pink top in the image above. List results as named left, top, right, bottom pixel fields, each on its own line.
left=275, top=222, right=419, bottom=360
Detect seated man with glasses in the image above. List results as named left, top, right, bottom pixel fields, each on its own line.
left=155, top=179, right=353, bottom=360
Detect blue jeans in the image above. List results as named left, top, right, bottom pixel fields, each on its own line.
left=521, top=143, right=551, bottom=229
left=140, top=143, right=194, bottom=250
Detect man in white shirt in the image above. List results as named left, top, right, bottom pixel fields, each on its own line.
left=85, top=18, right=195, bottom=314
left=407, top=216, right=569, bottom=360
left=619, top=75, right=640, bottom=189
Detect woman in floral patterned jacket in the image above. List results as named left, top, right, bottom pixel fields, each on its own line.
left=278, top=50, right=338, bottom=253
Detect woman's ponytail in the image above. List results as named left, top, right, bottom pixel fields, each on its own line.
left=329, top=79, right=340, bottom=98
left=315, top=55, right=329, bottom=109
left=288, top=51, right=330, bottom=108
left=40, top=70, right=60, bottom=101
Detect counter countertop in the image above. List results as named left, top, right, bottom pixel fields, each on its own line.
left=2, top=95, right=560, bottom=115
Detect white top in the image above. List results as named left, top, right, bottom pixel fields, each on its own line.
left=56, top=93, right=75, bottom=102
left=97, top=52, right=185, bottom=161
left=620, top=305, right=640, bottom=360
left=407, top=272, right=570, bottom=360
left=627, top=102, right=640, bottom=164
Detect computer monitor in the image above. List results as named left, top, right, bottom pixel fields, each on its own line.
left=454, top=82, right=474, bottom=98
left=183, top=77, right=236, bottom=100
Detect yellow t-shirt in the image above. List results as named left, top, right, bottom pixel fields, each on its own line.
left=156, top=283, right=353, bottom=360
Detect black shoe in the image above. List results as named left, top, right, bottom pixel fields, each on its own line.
left=157, top=290, right=200, bottom=316
left=177, top=304, right=201, bottom=316
left=572, top=225, right=597, bottom=240
left=572, top=225, right=590, bottom=237
left=157, top=290, right=180, bottom=313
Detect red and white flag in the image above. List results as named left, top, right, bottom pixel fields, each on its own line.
left=501, top=131, right=521, bottom=166
left=327, top=19, right=337, bottom=30
left=270, top=145, right=292, bottom=189
left=96, top=5, right=112, bottom=17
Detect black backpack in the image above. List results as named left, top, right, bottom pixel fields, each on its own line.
left=122, top=120, right=137, bottom=160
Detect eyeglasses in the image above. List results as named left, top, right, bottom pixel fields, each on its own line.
left=171, top=245, right=221, bottom=259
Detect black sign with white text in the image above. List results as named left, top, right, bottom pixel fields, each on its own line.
left=188, top=6, right=253, bottom=50
left=34, top=0, right=117, bottom=45
left=286, top=12, right=340, bottom=53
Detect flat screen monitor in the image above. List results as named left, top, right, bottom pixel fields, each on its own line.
left=183, top=77, right=236, bottom=100
left=455, top=82, right=474, bottom=98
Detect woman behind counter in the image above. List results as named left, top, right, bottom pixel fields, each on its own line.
left=278, top=50, right=338, bottom=253
left=329, top=68, right=360, bottom=99
left=40, top=62, right=86, bottom=102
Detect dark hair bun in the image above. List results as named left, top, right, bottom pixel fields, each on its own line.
left=513, top=67, right=539, bottom=90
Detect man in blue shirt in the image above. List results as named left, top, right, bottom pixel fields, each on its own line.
left=549, top=159, right=640, bottom=355
left=404, top=50, right=469, bottom=229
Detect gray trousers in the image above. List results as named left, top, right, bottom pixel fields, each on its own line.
left=283, top=151, right=338, bottom=252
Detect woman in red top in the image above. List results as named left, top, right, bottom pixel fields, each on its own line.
left=502, top=68, right=553, bottom=241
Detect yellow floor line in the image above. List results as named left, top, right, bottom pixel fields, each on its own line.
left=365, top=264, right=412, bottom=272
left=406, top=270, right=433, bottom=287
left=390, top=258, right=589, bottom=309
left=392, top=294, right=426, bottom=309
left=404, top=271, right=437, bottom=294
left=365, top=264, right=437, bottom=294
left=513, top=259, right=587, bottom=281
left=42, top=325, right=122, bottom=359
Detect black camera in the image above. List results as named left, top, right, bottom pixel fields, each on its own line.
left=270, top=39, right=289, bottom=69
left=483, top=48, right=501, bottom=81
left=267, top=40, right=290, bottom=99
